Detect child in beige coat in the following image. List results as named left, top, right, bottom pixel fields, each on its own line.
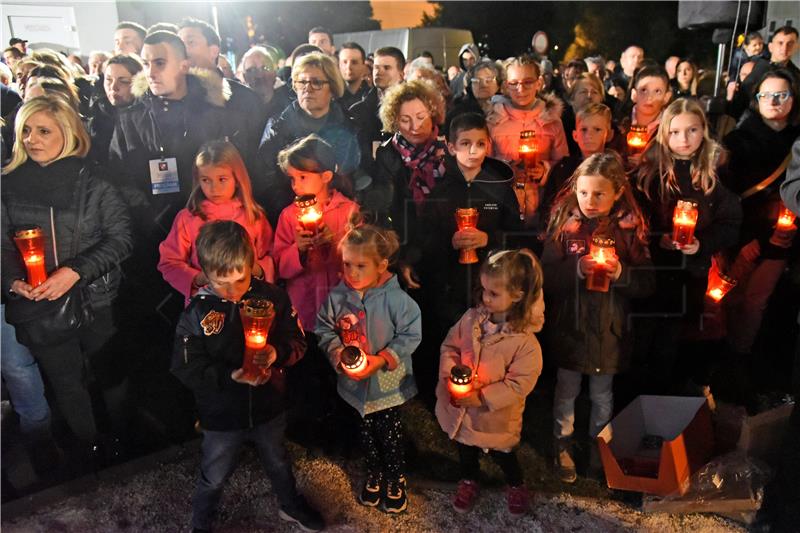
left=435, top=250, right=543, bottom=518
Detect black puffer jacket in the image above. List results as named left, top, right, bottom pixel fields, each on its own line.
left=86, top=95, right=117, bottom=165
left=1, top=157, right=133, bottom=308
left=171, top=280, right=306, bottom=431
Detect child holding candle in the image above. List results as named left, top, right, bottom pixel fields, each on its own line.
left=272, top=134, right=358, bottom=448
left=544, top=152, right=654, bottom=484
left=435, top=250, right=543, bottom=517
left=315, top=222, right=421, bottom=514
left=616, top=66, right=673, bottom=166
left=171, top=220, right=324, bottom=533
left=634, top=98, right=741, bottom=402
left=158, top=140, right=274, bottom=306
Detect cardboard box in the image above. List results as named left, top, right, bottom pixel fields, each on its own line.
left=737, top=402, right=794, bottom=460
left=597, top=396, right=714, bottom=496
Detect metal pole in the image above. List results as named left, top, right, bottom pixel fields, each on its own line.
left=714, top=42, right=726, bottom=98
left=211, top=5, right=220, bottom=36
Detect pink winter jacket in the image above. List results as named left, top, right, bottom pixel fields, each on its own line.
left=435, top=306, right=543, bottom=450
left=158, top=199, right=275, bottom=305
left=273, top=190, right=358, bottom=330
left=487, top=93, right=569, bottom=166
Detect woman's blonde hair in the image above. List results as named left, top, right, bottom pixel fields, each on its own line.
left=188, top=140, right=265, bottom=225
left=568, top=73, right=605, bottom=106
left=479, top=249, right=544, bottom=332
left=636, top=98, right=721, bottom=201
left=379, top=78, right=445, bottom=133
left=548, top=152, right=648, bottom=243
left=2, top=95, right=90, bottom=173
left=291, top=52, right=345, bottom=98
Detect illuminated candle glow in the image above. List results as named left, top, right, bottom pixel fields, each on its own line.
left=455, top=208, right=480, bottom=264
left=340, top=345, right=368, bottom=377
left=448, top=364, right=474, bottom=399
left=586, top=236, right=617, bottom=293
left=672, top=200, right=699, bottom=248
left=518, top=130, right=539, bottom=168
left=14, top=226, right=48, bottom=288
left=627, top=125, right=648, bottom=152
left=295, top=194, right=323, bottom=235
left=777, top=206, right=797, bottom=230
left=705, top=264, right=737, bottom=303
left=239, top=298, right=275, bottom=380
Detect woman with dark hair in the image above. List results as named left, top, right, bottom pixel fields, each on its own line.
left=722, top=68, right=800, bottom=363
left=2, top=96, right=133, bottom=468
left=445, top=59, right=502, bottom=135
left=87, top=53, right=143, bottom=163
left=670, top=58, right=699, bottom=98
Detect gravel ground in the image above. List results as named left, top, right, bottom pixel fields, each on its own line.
left=1, top=442, right=745, bottom=533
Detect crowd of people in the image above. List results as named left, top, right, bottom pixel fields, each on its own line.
left=1, top=19, right=799, bottom=533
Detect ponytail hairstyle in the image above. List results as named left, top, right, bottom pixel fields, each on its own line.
left=636, top=98, right=721, bottom=202
left=188, top=140, right=265, bottom=225
left=548, top=151, right=648, bottom=243
left=479, top=249, right=544, bottom=332
left=277, top=133, right=353, bottom=198
left=338, top=212, right=400, bottom=265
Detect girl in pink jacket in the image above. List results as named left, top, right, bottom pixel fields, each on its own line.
left=273, top=134, right=358, bottom=330
left=435, top=250, right=543, bottom=518
left=158, top=141, right=274, bottom=305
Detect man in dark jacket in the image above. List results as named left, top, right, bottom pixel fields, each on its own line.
left=448, top=43, right=480, bottom=99
left=338, top=41, right=370, bottom=110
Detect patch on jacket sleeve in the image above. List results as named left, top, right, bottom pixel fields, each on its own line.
left=200, top=310, right=225, bottom=336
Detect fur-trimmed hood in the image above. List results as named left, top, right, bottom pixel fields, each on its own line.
left=487, top=92, right=564, bottom=127
left=131, top=67, right=231, bottom=108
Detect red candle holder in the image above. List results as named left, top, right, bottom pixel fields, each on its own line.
left=295, top=194, right=323, bottom=235
left=776, top=205, right=797, bottom=231
left=627, top=125, right=648, bottom=153
left=672, top=200, right=699, bottom=248
left=586, top=236, right=617, bottom=293
left=705, top=264, right=737, bottom=303
left=340, top=345, right=368, bottom=377
left=518, top=130, right=539, bottom=171
left=448, top=364, right=474, bottom=399
left=239, top=298, right=275, bottom=380
left=455, top=208, right=480, bottom=264
left=13, top=226, right=47, bottom=288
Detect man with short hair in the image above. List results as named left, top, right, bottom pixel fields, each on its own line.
left=177, top=17, right=264, bottom=165
left=338, top=41, right=369, bottom=109
left=349, top=46, right=405, bottom=166
left=113, top=21, right=146, bottom=55
left=610, top=45, right=644, bottom=92
left=3, top=47, right=24, bottom=72
left=308, top=26, right=335, bottom=56
left=241, top=46, right=292, bottom=122
left=9, top=38, right=27, bottom=55
left=664, top=55, right=680, bottom=80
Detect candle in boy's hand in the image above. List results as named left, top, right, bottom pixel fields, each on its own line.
left=626, top=125, right=648, bottom=153
left=294, top=194, right=323, bottom=235
left=340, top=345, right=368, bottom=377
left=13, top=226, right=48, bottom=287
left=454, top=208, right=480, bottom=264
left=672, top=200, right=699, bottom=248
left=777, top=205, right=797, bottom=230
left=518, top=130, right=539, bottom=170
left=239, top=298, right=275, bottom=380
left=705, top=263, right=737, bottom=303
left=586, top=236, right=617, bottom=293
left=448, top=364, right=474, bottom=399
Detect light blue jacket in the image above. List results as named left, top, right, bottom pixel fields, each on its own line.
left=315, top=274, right=421, bottom=417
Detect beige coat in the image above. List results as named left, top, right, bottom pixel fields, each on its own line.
left=435, top=307, right=543, bottom=450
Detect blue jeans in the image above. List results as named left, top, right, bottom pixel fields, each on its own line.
left=192, top=413, right=298, bottom=530
left=553, top=368, right=614, bottom=439
left=1, top=304, right=51, bottom=437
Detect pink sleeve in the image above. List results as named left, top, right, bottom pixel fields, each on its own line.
left=273, top=209, right=305, bottom=281
left=253, top=216, right=275, bottom=283
left=548, top=121, right=569, bottom=164
left=157, top=210, right=201, bottom=298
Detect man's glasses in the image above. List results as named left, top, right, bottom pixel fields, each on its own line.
left=293, top=79, right=330, bottom=91
left=755, top=90, right=792, bottom=103
left=245, top=65, right=273, bottom=75
left=471, top=77, right=497, bottom=85
left=506, top=79, right=537, bottom=90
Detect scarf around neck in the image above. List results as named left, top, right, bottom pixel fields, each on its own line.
left=391, top=127, right=447, bottom=207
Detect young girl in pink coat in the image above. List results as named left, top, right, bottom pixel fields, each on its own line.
left=158, top=141, right=274, bottom=304
left=273, top=134, right=358, bottom=330
left=436, top=250, right=544, bottom=518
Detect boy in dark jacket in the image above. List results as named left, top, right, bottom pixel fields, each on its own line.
left=171, top=220, right=323, bottom=533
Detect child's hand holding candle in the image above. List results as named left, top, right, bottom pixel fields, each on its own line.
left=345, top=353, right=387, bottom=381
left=771, top=206, right=797, bottom=248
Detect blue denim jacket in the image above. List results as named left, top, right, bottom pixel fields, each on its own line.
left=315, top=274, right=421, bottom=417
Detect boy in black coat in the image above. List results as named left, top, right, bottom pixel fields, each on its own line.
left=171, top=220, right=323, bottom=533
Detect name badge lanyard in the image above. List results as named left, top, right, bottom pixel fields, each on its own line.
left=148, top=104, right=189, bottom=161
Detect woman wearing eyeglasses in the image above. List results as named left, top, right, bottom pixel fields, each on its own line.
left=258, top=52, right=360, bottom=225
left=486, top=55, right=569, bottom=228
left=445, top=60, right=502, bottom=136
left=721, top=68, right=800, bottom=368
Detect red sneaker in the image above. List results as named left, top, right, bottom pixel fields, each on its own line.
left=452, top=479, right=480, bottom=514
left=506, top=485, right=530, bottom=517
